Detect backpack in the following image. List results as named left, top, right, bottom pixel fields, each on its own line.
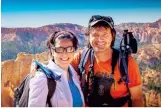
left=14, top=61, right=56, bottom=107
left=78, top=48, right=131, bottom=106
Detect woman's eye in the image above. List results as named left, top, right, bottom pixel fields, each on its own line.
left=55, top=47, right=63, bottom=52
left=68, top=47, right=73, bottom=51
left=67, top=47, right=74, bottom=52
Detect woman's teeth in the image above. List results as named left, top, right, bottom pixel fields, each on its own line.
left=61, top=58, right=69, bottom=61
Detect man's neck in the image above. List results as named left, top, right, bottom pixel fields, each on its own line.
left=94, top=48, right=112, bottom=62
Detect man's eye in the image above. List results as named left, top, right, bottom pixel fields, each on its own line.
left=103, top=33, right=109, bottom=37
left=104, top=33, right=109, bottom=35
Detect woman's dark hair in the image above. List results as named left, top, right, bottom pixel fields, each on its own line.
left=85, top=22, right=116, bottom=48
left=47, top=31, right=78, bottom=55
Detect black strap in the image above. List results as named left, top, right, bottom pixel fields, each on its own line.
left=79, top=49, right=91, bottom=86
left=46, top=78, right=56, bottom=107
left=78, top=48, right=91, bottom=102
left=119, top=50, right=132, bottom=107
left=81, top=49, right=94, bottom=104
left=111, top=48, right=120, bottom=75
left=89, top=49, right=95, bottom=77
left=87, top=49, right=94, bottom=94
left=126, top=83, right=132, bottom=107
left=111, top=49, right=132, bottom=107
left=109, top=95, right=131, bottom=107
left=36, top=65, right=57, bottom=107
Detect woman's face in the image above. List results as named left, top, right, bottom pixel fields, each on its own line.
left=51, top=38, right=75, bottom=70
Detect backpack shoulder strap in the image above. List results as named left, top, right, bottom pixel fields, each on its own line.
left=36, top=62, right=57, bottom=107
left=31, top=67, right=57, bottom=107
left=78, top=48, right=92, bottom=102
left=117, top=49, right=132, bottom=107
left=111, top=48, right=120, bottom=75
left=78, top=48, right=91, bottom=74
left=46, top=78, right=56, bottom=107
left=86, top=49, right=94, bottom=94
left=110, top=47, right=129, bottom=84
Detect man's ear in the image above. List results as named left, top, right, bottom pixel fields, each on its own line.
left=87, top=34, right=90, bottom=40
left=85, top=28, right=90, bottom=40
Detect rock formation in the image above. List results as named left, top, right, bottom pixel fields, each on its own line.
left=1, top=52, right=50, bottom=107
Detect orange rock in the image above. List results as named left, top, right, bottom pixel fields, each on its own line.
left=1, top=52, right=50, bottom=107
left=1, top=87, right=14, bottom=107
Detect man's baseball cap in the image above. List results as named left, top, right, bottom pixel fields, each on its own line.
left=88, top=15, right=114, bottom=29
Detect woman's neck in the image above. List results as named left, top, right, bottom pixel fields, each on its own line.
left=57, top=64, right=70, bottom=80
left=94, top=48, right=113, bottom=62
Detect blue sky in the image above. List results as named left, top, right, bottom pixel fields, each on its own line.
left=1, top=0, right=161, bottom=27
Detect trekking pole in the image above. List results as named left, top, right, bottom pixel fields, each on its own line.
left=120, top=30, right=130, bottom=83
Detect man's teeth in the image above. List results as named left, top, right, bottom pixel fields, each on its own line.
left=97, top=43, right=105, bottom=45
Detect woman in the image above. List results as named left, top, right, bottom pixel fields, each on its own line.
left=28, top=31, right=84, bottom=107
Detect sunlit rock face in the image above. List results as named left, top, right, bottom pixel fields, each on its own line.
left=1, top=52, right=50, bottom=107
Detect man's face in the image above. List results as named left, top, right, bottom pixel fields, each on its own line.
left=89, top=26, right=113, bottom=52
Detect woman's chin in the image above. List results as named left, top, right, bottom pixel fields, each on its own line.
left=60, top=61, right=70, bottom=68
left=60, top=60, right=70, bottom=65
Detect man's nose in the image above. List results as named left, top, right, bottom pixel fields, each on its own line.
left=97, top=36, right=104, bottom=41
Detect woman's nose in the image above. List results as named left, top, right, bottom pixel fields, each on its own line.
left=62, top=50, right=68, bottom=54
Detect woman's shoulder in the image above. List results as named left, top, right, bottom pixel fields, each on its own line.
left=30, top=70, right=47, bottom=86
left=35, top=70, right=47, bottom=78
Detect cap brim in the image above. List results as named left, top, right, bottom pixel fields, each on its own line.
left=90, top=19, right=113, bottom=29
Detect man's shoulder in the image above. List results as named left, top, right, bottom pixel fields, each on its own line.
left=128, top=55, right=138, bottom=65
left=71, top=48, right=90, bottom=70
left=73, top=48, right=88, bottom=60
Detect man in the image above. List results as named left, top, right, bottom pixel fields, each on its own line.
left=72, top=15, right=144, bottom=107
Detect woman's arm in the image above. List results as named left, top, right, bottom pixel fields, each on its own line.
left=28, top=72, right=48, bottom=107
